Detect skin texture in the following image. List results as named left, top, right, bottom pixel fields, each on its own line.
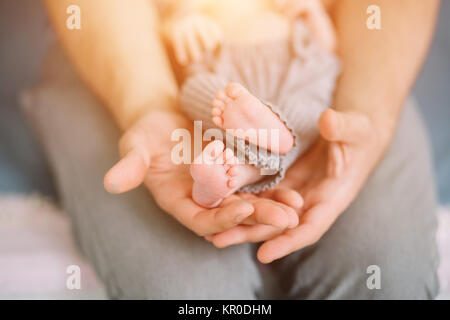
left=44, top=0, right=440, bottom=263
left=163, top=0, right=336, bottom=66
left=209, top=0, right=441, bottom=263
left=191, top=80, right=297, bottom=209
left=210, top=110, right=382, bottom=262
left=162, top=12, right=223, bottom=66
left=275, top=0, right=337, bottom=51
left=211, top=82, right=294, bottom=154
left=190, top=140, right=264, bottom=210
left=45, top=0, right=302, bottom=236
left=104, top=109, right=301, bottom=235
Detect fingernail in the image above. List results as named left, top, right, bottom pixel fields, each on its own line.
left=235, top=214, right=249, bottom=223
left=235, top=202, right=253, bottom=223
left=238, top=201, right=254, bottom=210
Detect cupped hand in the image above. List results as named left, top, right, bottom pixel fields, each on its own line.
left=103, top=109, right=302, bottom=236
left=209, top=109, right=389, bottom=263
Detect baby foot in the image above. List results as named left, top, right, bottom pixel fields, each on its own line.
left=211, top=83, right=294, bottom=154
left=190, top=140, right=261, bottom=208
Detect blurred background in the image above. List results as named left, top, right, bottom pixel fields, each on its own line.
left=0, top=0, right=449, bottom=299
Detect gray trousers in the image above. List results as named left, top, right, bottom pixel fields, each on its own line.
left=24, top=47, right=440, bottom=299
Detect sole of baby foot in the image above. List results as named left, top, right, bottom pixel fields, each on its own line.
left=211, top=82, right=294, bottom=154
left=190, top=140, right=261, bottom=208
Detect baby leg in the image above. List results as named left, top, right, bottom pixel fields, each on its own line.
left=211, top=82, right=294, bottom=154
left=190, top=140, right=262, bottom=209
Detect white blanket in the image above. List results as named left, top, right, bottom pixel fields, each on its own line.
left=0, top=195, right=106, bottom=299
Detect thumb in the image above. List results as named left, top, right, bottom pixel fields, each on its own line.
left=318, top=109, right=372, bottom=145
left=104, top=149, right=150, bottom=194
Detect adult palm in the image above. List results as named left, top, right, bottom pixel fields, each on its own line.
left=104, top=109, right=301, bottom=236
left=210, top=109, right=387, bottom=263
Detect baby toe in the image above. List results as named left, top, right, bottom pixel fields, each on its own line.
left=203, top=140, right=224, bottom=163
left=223, top=148, right=234, bottom=160
left=216, top=90, right=233, bottom=104
left=226, top=82, right=246, bottom=99
left=227, top=166, right=239, bottom=177
left=212, top=116, right=224, bottom=127
left=212, top=98, right=225, bottom=110
left=211, top=107, right=223, bottom=116
left=227, top=179, right=238, bottom=188
left=214, top=147, right=233, bottom=166
left=216, top=90, right=227, bottom=101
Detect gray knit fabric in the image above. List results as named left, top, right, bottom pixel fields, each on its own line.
left=180, top=20, right=341, bottom=193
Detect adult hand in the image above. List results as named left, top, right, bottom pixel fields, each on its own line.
left=103, top=109, right=302, bottom=236
left=209, top=109, right=389, bottom=263
left=163, top=14, right=223, bottom=66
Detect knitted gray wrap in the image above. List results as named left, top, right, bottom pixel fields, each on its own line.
left=180, top=20, right=341, bottom=193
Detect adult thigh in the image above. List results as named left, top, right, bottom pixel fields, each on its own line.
left=24, top=47, right=261, bottom=299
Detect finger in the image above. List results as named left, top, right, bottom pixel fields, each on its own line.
left=185, top=27, right=203, bottom=63
left=251, top=200, right=299, bottom=229
left=257, top=203, right=336, bottom=264
left=318, top=109, right=372, bottom=145
left=209, top=21, right=223, bottom=46
left=258, top=187, right=304, bottom=228
left=104, top=149, right=149, bottom=194
left=211, top=224, right=282, bottom=248
left=192, top=200, right=254, bottom=236
left=220, top=194, right=246, bottom=207
left=270, top=188, right=303, bottom=227
left=195, top=21, right=216, bottom=52
left=327, top=142, right=345, bottom=178
left=262, top=187, right=304, bottom=210
left=285, top=0, right=310, bottom=19
left=302, top=4, right=337, bottom=52
left=173, top=29, right=188, bottom=66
